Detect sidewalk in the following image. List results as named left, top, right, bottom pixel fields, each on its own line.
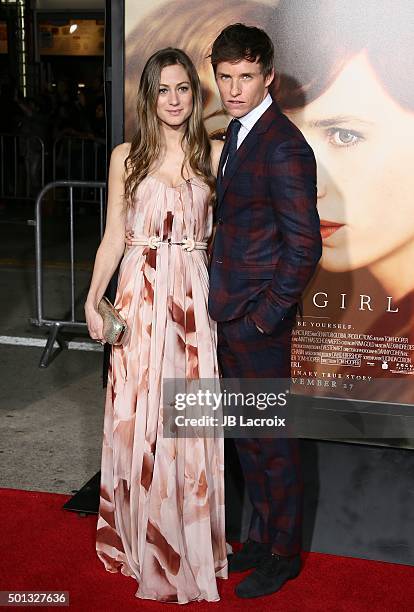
left=0, top=201, right=105, bottom=494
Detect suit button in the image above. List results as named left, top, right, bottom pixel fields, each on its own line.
left=217, top=218, right=223, bottom=225
left=216, top=259, right=223, bottom=264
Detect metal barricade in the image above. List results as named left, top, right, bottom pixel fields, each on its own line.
left=52, top=136, right=106, bottom=201
left=30, top=180, right=106, bottom=368
left=0, top=133, right=45, bottom=199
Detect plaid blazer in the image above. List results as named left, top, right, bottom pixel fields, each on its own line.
left=208, top=101, right=322, bottom=334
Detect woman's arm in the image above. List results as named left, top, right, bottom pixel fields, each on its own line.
left=84, top=142, right=130, bottom=341
left=206, top=139, right=224, bottom=261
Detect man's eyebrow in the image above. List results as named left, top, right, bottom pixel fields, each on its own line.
left=307, top=115, right=374, bottom=128
left=216, top=72, right=255, bottom=77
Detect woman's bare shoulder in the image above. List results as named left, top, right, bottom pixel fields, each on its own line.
left=210, top=139, right=224, bottom=176
left=210, top=138, right=224, bottom=154
left=111, top=142, right=131, bottom=162
left=109, top=143, right=132, bottom=178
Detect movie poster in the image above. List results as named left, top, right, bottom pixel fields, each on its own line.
left=124, top=0, right=414, bottom=406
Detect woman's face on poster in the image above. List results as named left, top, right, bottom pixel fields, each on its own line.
left=285, top=50, right=414, bottom=273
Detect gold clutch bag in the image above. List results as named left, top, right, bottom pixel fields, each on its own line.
left=97, top=296, right=128, bottom=345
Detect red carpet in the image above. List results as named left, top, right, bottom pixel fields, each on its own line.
left=1, top=488, right=413, bottom=611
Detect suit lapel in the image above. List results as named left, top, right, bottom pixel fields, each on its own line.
left=216, top=101, right=281, bottom=211
left=219, top=129, right=259, bottom=199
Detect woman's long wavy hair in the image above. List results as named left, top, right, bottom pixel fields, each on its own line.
left=124, top=48, right=215, bottom=208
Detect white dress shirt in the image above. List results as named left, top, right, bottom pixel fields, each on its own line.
left=223, top=93, right=273, bottom=172
left=236, top=92, right=273, bottom=148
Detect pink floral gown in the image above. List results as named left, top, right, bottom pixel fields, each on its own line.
left=96, top=175, right=228, bottom=604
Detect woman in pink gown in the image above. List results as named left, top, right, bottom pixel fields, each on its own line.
left=85, top=48, right=227, bottom=603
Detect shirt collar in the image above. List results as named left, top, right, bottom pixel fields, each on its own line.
left=238, top=93, right=273, bottom=133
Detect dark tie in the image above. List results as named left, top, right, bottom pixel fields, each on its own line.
left=223, top=119, right=242, bottom=176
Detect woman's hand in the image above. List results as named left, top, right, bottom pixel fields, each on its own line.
left=85, top=301, right=104, bottom=344
left=125, top=229, right=134, bottom=247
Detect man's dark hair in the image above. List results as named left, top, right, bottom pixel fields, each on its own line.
left=210, top=23, right=274, bottom=77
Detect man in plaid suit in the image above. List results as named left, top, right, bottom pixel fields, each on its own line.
left=209, top=24, right=322, bottom=599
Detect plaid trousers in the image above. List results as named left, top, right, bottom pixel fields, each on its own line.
left=218, top=313, right=303, bottom=556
